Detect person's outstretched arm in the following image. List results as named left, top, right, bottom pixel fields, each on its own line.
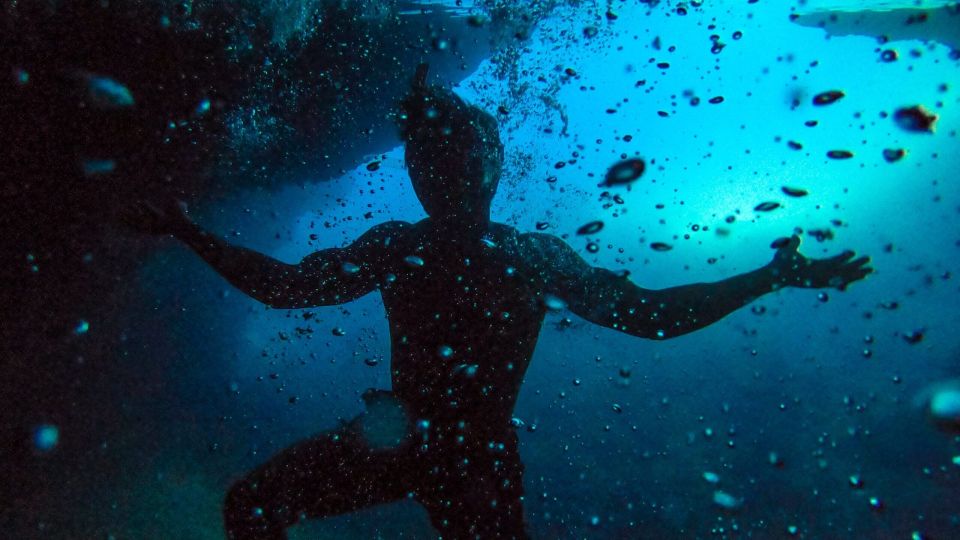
left=126, top=200, right=404, bottom=309
left=524, top=234, right=871, bottom=340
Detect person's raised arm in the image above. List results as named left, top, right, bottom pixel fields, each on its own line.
left=524, top=233, right=871, bottom=340
left=126, top=199, right=404, bottom=309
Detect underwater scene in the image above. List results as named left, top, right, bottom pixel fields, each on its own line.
left=2, top=0, right=959, bottom=538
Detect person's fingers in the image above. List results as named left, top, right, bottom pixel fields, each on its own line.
left=785, top=234, right=801, bottom=252
left=848, top=256, right=870, bottom=268
left=827, top=250, right=856, bottom=263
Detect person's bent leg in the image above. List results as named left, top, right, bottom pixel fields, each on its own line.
left=224, top=415, right=413, bottom=540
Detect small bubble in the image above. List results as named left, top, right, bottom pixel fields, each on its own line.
left=73, top=320, right=90, bottom=335
left=577, top=221, right=604, bottom=235
left=33, top=424, right=59, bottom=452
left=754, top=202, right=780, bottom=212
left=827, top=150, right=854, bottom=160
left=812, top=90, right=845, bottom=106
left=543, top=294, right=567, bottom=311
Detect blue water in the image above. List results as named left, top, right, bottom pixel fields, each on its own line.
left=10, top=1, right=960, bottom=538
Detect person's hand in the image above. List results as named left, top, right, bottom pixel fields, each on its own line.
left=120, top=198, right=193, bottom=237
left=768, top=235, right=872, bottom=290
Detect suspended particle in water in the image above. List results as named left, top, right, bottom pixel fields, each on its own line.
left=13, top=68, right=29, bottom=85
left=535, top=222, right=550, bottom=231
left=781, top=186, right=808, bottom=197
left=827, top=150, right=854, bottom=159
left=366, top=161, right=381, bottom=172
left=577, top=220, right=604, bottom=235
left=882, top=148, right=906, bottom=163
left=712, top=490, right=743, bottom=511
left=85, top=74, right=135, bottom=109
left=437, top=345, right=454, bottom=358
left=650, top=242, right=672, bottom=252
left=73, top=320, right=90, bottom=335
left=33, top=424, right=59, bottom=452
left=880, top=49, right=898, bottom=62
left=195, top=98, right=211, bottom=116
left=893, top=105, right=937, bottom=133
left=331, top=327, right=346, bottom=336
left=364, top=357, right=379, bottom=367
left=902, top=329, right=924, bottom=344
left=787, top=140, right=803, bottom=150
left=404, top=255, right=425, bottom=267
left=708, top=96, right=724, bottom=104
left=586, top=242, right=599, bottom=253
left=601, top=158, right=645, bottom=187
left=583, top=26, right=599, bottom=38
left=812, top=90, right=845, bottom=106
left=82, top=159, right=116, bottom=176
left=754, top=202, right=780, bottom=212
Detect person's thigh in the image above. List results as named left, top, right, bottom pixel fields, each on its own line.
left=419, top=433, right=529, bottom=539
left=224, top=417, right=413, bottom=539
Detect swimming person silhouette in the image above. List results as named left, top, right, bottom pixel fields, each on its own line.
left=130, top=64, right=871, bottom=539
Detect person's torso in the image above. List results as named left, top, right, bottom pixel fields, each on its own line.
left=377, top=220, right=548, bottom=427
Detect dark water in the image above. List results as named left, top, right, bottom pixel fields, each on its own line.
left=2, top=1, right=959, bottom=538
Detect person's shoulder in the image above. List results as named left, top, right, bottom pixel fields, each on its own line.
left=356, top=220, right=415, bottom=248
left=366, top=220, right=415, bottom=236
left=489, top=223, right=572, bottom=263
left=516, top=229, right=568, bottom=255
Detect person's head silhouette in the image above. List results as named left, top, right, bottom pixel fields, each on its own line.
left=399, top=64, right=504, bottom=230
